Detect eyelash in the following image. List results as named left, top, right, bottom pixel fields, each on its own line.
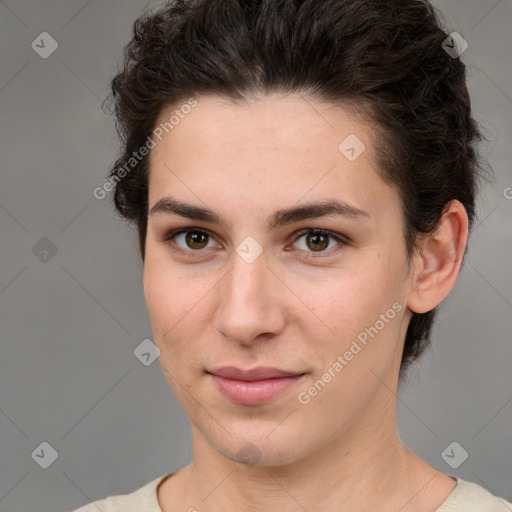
left=162, top=227, right=349, bottom=259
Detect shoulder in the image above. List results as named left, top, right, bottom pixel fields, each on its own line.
left=436, top=477, right=512, bottom=512
left=71, top=473, right=173, bottom=512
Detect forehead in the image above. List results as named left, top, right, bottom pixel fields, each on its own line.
left=151, top=94, right=370, bottom=160
left=147, top=94, right=395, bottom=225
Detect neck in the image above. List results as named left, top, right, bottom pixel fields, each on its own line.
left=169, top=388, right=434, bottom=511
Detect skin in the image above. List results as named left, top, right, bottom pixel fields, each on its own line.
left=143, top=94, right=468, bottom=511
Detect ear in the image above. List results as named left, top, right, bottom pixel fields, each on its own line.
left=407, top=200, right=469, bottom=314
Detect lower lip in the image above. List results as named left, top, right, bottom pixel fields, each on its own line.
left=210, top=374, right=305, bottom=405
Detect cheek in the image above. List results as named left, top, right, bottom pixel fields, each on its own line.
left=143, top=267, right=203, bottom=398
left=143, top=249, right=194, bottom=326
left=143, top=261, right=171, bottom=327
left=303, top=255, right=405, bottom=368
left=295, top=267, right=405, bottom=419
left=143, top=259, right=188, bottom=354
left=305, top=262, right=390, bottom=331
left=143, top=260, right=214, bottom=365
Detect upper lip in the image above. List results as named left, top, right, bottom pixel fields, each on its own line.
left=208, top=366, right=305, bottom=381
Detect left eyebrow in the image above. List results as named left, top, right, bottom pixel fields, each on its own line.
left=148, top=196, right=371, bottom=230
left=267, top=199, right=371, bottom=230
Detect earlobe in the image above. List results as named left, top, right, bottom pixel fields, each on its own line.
left=407, top=200, right=469, bottom=314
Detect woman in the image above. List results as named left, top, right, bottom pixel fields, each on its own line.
left=74, top=0, right=511, bottom=510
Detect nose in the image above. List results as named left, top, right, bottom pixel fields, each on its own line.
left=214, top=249, right=286, bottom=346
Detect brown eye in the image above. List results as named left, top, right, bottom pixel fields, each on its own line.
left=305, top=232, right=330, bottom=252
left=184, top=230, right=209, bottom=250
left=163, top=228, right=219, bottom=256
left=292, top=229, right=348, bottom=258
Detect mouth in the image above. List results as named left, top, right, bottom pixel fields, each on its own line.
left=207, top=366, right=306, bottom=405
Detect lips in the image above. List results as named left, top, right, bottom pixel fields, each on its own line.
left=208, top=366, right=304, bottom=381
left=207, top=366, right=306, bottom=405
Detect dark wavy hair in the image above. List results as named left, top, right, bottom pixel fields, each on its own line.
left=105, top=0, right=488, bottom=380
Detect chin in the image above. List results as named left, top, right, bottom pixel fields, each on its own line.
left=211, top=433, right=307, bottom=468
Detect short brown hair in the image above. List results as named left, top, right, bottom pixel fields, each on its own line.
left=106, top=0, right=488, bottom=380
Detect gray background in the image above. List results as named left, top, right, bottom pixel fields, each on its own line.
left=0, top=1, right=511, bottom=511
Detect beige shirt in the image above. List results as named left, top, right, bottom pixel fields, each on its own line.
left=72, top=473, right=512, bottom=512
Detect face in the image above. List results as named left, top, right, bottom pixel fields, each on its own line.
left=144, top=94, right=415, bottom=468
